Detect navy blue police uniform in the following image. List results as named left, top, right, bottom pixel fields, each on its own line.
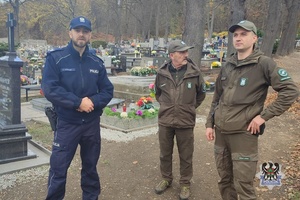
left=42, top=41, right=114, bottom=200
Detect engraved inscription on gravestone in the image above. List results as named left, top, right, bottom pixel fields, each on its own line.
left=0, top=67, right=12, bottom=126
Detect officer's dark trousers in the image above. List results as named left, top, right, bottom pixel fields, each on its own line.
left=214, top=129, right=258, bottom=200
left=46, top=117, right=101, bottom=200
left=158, top=125, right=194, bottom=186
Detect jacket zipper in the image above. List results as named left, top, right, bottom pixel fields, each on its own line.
left=79, top=57, right=84, bottom=89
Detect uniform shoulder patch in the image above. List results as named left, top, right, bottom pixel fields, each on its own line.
left=46, top=47, right=64, bottom=56
left=277, top=68, right=291, bottom=81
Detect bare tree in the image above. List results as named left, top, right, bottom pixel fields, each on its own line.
left=260, top=0, right=282, bottom=57
left=207, top=0, right=229, bottom=42
left=5, top=0, right=33, bottom=44
left=112, top=0, right=123, bottom=44
left=182, top=0, right=207, bottom=67
left=227, top=0, right=246, bottom=56
left=155, top=0, right=161, bottom=40
left=276, top=0, right=300, bottom=56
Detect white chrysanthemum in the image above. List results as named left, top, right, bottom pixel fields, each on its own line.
left=148, top=108, right=155, bottom=113
left=120, top=112, right=128, bottom=118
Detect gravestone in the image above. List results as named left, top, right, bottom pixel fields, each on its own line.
left=158, top=38, right=164, bottom=48
left=100, top=56, right=112, bottom=74
left=149, top=38, right=154, bottom=50
left=0, top=13, right=36, bottom=164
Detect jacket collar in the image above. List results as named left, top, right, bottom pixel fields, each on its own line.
left=228, top=49, right=264, bottom=67
left=159, top=58, right=200, bottom=77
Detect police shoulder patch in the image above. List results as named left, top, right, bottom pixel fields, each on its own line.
left=277, top=68, right=291, bottom=81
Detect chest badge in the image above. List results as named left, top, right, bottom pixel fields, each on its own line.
left=187, top=82, right=192, bottom=89
left=240, top=78, right=248, bottom=86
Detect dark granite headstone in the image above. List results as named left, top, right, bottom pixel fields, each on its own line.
left=0, top=13, right=36, bottom=164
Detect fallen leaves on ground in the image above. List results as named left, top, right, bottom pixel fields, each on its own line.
left=265, top=92, right=300, bottom=118
left=265, top=92, right=300, bottom=199
left=285, top=142, right=300, bottom=199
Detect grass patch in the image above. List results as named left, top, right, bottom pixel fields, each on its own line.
left=25, top=120, right=53, bottom=151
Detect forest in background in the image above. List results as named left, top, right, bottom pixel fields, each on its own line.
left=0, top=0, right=299, bottom=65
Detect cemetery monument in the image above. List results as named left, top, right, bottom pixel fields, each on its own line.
left=0, top=13, right=36, bottom=164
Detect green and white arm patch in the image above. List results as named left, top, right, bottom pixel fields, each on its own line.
left=277, top=68, right=291, bottom=81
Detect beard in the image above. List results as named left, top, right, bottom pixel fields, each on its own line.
left=72, top=39, right=88, bottom=49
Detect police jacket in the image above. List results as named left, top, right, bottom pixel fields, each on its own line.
left=155, top=59, right=206, bottom=128
left=205, top=49, right=299, bottom=133
left=42, top=41, right=114, bottom=124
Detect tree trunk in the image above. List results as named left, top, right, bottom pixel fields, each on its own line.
left=182, top=0, right=207, bottom=67
left=146, top=0, right=154, bottom=41
left=227, top=0, right=246, bottom=56
left=155, top=0, right=161, bottom=40
left=276, top=0, right=300, bottom=56
left=260, top=0, right=282, bottom=57
left=163, top=0, right=170, bottom=42
left=208, top=9, right=215, bottom=43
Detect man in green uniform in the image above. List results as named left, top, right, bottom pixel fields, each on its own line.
left=205, top=20, right=299, bottom=199
left=155, top=40, right=206, bottom=200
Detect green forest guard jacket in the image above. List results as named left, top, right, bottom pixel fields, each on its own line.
left=206, top=49, right=299, bottom=133
left=155, top=59, right=206, bottom=128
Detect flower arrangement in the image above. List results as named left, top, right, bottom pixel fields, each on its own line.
left=130, top=67, right=142, bottom=76
left=111, top=55, right=121, bottom=64
left=205, top=81, right=211, bottom=90
left=211, top=61, right=221, bottom=68
left=148, top=65, right=158, bottom=75
left=103, top=106, right=158, bottom=119
left=139, top=67, right=148, bottom=76
left=149, top=83, right=155, bottom=98
left=130, top=66, right=158, bottom=76
left=20, top=74, right=29, bottom=85
left=136, top=96, right=153, bottom=109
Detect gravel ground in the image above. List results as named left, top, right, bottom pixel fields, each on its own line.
left=0, top=115, right=207, bottom=193
left=0, top=165, right=49, bottom=192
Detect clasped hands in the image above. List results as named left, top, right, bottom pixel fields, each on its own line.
left=77, top=97, right=94, bottom=113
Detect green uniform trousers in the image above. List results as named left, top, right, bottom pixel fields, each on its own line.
left=214, top=129, right=258, bottom=200
left=158, top=125, right=194, bottom=186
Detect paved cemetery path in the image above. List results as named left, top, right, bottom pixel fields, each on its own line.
left=0, top=52, right=299, bottom=200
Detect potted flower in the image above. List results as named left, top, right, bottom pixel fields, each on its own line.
left=136, top=96, right=154, bottom=109
left=139, top=67, right=148, bottom=76
left=130, top=67, right=141, bottom=76
left=149, top=83, right=155, bottom=98
left=148, top=65, right=158, bottom=75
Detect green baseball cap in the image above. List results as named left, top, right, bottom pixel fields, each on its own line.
left=168, top=40, right=194, bottom=53
left=229, top=20, right=257, bottom=35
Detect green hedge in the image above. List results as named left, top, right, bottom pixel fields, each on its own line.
left=0, top=43, right=9, bottom=57
left=91, top=40, right=108, bottom=49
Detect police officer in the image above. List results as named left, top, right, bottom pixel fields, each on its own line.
left=205, top=20, right=299, bottom=200
left=42, top=16, right=114, bottom=200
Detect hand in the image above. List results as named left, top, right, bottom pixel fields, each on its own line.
left=247, top=115, right=265, bottom=135
left=78, top=97, right=94, bottom=113
left=206, top=128, right=215, bottom=141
